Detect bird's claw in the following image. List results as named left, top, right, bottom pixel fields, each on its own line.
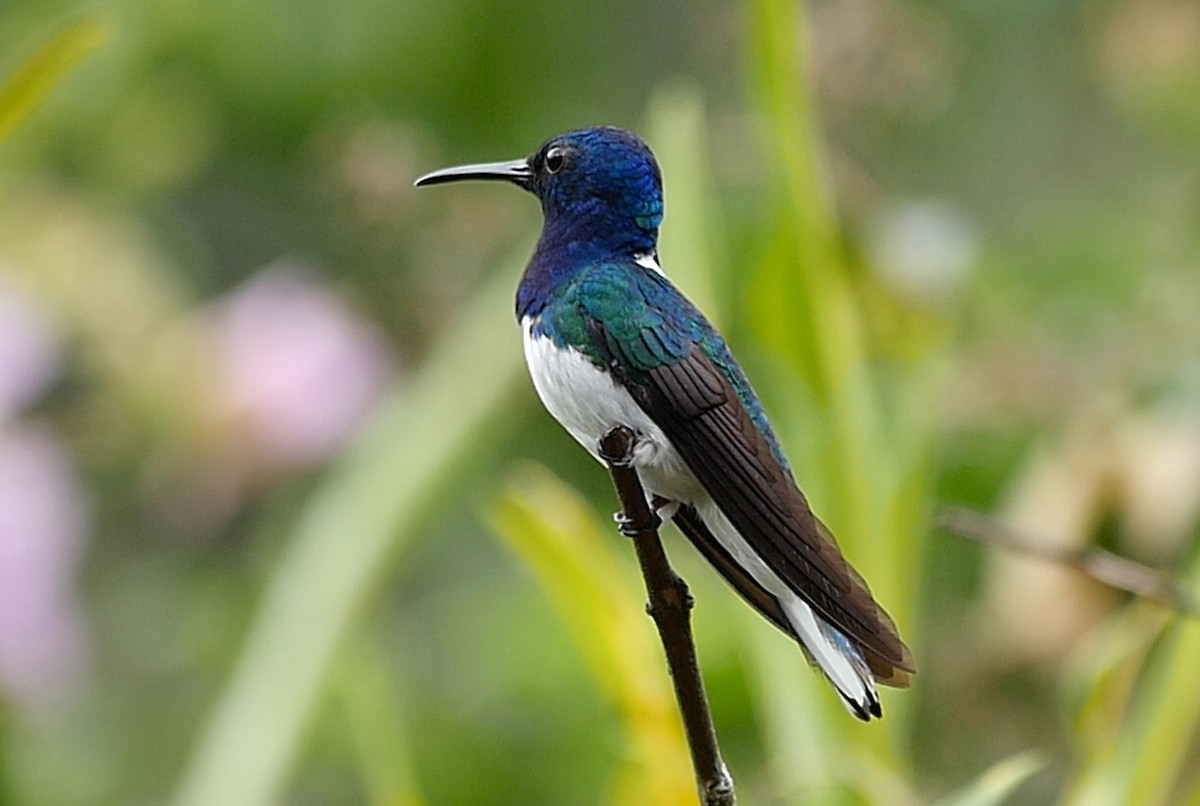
left=613, top=509, right=660, bottom=537
left=598, top=426, right=637, bottom=467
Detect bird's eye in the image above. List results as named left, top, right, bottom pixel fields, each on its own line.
left=544, top=147, right=566, bottom=174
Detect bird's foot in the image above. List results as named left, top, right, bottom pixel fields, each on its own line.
left=613, top=508, right=661, bottom=537
left=598, top=426, right=637, bottom=467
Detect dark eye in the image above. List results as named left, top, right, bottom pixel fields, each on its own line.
left=544, top=147, right=566, bottom=174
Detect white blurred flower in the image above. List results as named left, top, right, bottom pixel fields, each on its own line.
left=0, top=425, right=89, bottom=716
left=868, top=200, right=978, bottom=303
left=208, top=263, right=393, bottom=473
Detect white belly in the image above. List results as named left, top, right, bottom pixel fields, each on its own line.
left=521, top=318, right=704, bottom=504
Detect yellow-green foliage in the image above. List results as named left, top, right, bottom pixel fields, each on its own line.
left=489, top=465, right=693, bottom=805
left=0, top=19, right=106, bottom=144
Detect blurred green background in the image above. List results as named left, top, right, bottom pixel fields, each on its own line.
left=1, top=0, right=1199, bottom=804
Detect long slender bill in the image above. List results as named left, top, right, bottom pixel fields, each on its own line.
left=414, top=158, right=531, bottom=187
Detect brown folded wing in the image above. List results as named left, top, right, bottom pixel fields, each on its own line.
left=630, top=346, right=915, bottom=684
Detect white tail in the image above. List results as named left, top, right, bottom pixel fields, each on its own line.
left=694, top=499, right=882, bottom=720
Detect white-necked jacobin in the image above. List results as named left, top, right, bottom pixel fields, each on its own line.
left=415, top=126, right=915, bottom=720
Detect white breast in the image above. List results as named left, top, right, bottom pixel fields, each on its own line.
left=521, top=317, right=703, bottom=503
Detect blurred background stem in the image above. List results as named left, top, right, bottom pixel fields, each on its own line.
left=172, top=261, right=526, bottom=806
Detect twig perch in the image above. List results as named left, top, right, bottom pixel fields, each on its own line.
left=598, top=426, right=736, bottom=806
left=937, top=506, right=1199, bottom=617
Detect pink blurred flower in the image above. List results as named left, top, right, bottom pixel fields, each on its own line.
left=0, top=278, right=61, bottom=423
left=209, top=263, right=393, bottom=473
left=0, top=425, right=89, bottom=715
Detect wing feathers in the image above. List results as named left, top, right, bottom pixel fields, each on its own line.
left=633, top=346, right=914, bottom=678
left=672, top=504, right=795, bottom=637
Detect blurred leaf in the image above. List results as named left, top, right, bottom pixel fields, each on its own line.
left=1119, top=600, right=1200, bottom=805
left=0, top=19, right=107, bottom=145
left=1064, top=603, right=1165, bottom=773
left=488, top=464, right=694, bottom=806
left=1065, top=564, right=1200, bottom=805
left=934, top=751, right=1046, bottom=806
left=172, top=258, right=529, bottom=806
left=746, top=0, right=864, bottom=404
left=332, top=637, right=424, bottom=806
left=646, top=81, right=723, bottom=325
left=744, top=0, right=941, bottom=778
left=746, top=624, right=839, bottom=804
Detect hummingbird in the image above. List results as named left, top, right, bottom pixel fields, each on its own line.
left=415, top=126, right=914, bottom=720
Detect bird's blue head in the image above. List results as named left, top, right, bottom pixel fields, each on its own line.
left=416, top=126, right=663, bottom=258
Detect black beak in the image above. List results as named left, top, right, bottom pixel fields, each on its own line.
left=413, top=158, right=532, bottom=189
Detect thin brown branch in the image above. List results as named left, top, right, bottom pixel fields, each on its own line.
left=598, top=426, right=736, bottom=806
left=937, top=506, right=1199, bottom=617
